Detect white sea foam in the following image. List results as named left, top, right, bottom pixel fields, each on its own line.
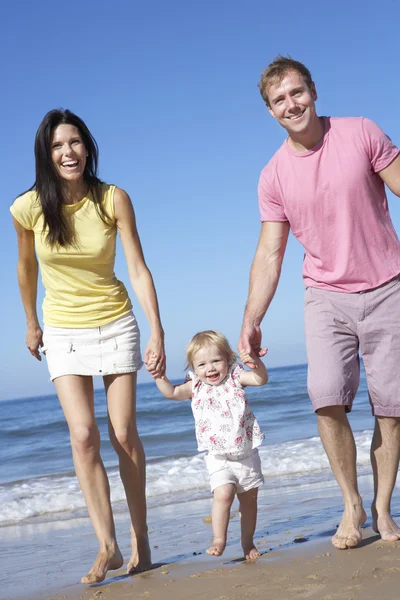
left=0, top=430, right=374, bottom=526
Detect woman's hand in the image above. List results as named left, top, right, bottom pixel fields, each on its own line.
left=26, top=324, right=43, bottom=361
left=144, top=332, right=166, bottom=378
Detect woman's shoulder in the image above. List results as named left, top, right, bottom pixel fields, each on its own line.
left=95, top=182, right=116, bottom=218
left=10, top=190, right=42, bottom=230
left=100, top=184, right=133, bottom=219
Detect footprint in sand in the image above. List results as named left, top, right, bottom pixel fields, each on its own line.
left=284, top=583, right=326, bottom=598
left=320, top=584, right=362, bottom=600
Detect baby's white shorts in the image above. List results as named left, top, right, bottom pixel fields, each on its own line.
left=204, top=448, right=264, bottom=494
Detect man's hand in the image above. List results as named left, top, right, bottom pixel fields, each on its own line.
left=238, top=323, right=267, bottom=369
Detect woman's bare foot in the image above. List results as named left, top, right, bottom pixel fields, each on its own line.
left=127, top=530, right=152, bottom=574
left=372, top=504, right=400, bottom=542
left=332, top=503, right=367, bottom=549
left=206, top=538, right=226, bottom=556
left=81, top=546, right=123, bottom=584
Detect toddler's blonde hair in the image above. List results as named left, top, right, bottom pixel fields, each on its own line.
left=185, top=330, right=237, bottom=370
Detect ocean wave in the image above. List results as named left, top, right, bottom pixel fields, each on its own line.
left=0, top=430, right=374, bottom=526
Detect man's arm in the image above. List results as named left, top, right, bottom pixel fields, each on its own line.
left=238, top=220, right=290, bottom=367
left=378, top=155, right=400, bottom=197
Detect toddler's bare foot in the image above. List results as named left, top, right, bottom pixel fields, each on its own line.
left=242, top=537, right=260, bottom=560
left=127, top=529, right=152, bottom=574
left=206, top=538, right=226, bottom=556
left=245, top=546, right=260, bottom=560
left=81, top=546, right=123, bottom=584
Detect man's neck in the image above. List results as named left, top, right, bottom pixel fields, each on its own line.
left=287, top=116, right=325, bottom=153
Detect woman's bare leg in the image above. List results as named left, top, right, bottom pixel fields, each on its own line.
left=104, top=372, right=151, bottom=574
left=54, top=375, right=123, bottom=584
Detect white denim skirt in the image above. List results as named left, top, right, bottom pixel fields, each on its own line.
left=42, top=311, right=143, bottom=381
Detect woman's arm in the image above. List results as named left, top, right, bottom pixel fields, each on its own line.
left=238, top=350, right=268, bottom=387
left=155, top=377, right=192, bottom=400
left=12, top=217, right=43, bottom=361
left=114, top=187, right=165, bottom=378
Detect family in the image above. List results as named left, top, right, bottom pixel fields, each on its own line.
left=10, top=56, right=400, bottom=585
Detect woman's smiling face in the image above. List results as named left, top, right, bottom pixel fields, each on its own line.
left=51, top=124, right=87, bottom=183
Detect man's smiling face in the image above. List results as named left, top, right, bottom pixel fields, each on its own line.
left=266, top=70, right=318, bottom=137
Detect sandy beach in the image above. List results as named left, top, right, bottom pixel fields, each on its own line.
left=37, top=527, right=400, bottom=600
left=3, top=468, right=400, bottom=600
left=3, top=374, right=399, bottom=600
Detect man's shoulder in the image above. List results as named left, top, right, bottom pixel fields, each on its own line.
left=328, top=115, right=370, bottom=135
left=329, top=116, right=364, bottom=126
left=328, top=116, right=395, bottom=149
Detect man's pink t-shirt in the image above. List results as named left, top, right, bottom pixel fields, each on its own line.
left=258, top=117, right=400, bottom=292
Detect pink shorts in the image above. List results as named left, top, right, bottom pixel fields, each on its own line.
left=304, top=275, right=400, bottom=417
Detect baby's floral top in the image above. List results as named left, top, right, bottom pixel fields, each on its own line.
left=187, top=363, right=264, bottom=457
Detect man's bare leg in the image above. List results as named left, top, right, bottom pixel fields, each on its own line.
left=371, top=416, right=400, bottom=541
left=207, top=484, right=236, bottom=556
left=55, top=376, right=123, bottom=584
left=105, top=373, right=151, bottom=574
left=317, top=406, right=367, bottom=549
left=238, top=487, right=260, bottom=560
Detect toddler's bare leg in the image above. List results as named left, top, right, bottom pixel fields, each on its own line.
left=238, top=487, right=260, bottom=560
left=207, top=483, right=235, bottom=556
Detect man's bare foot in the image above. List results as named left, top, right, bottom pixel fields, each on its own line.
left=332, top=503, right=367, bottom=549
left=127, top=530, right=152, bottom=574
left=81, top=546, right=123, bottom=584
left=372, top=504, right=400, bottom=542
left=206, top=539, right=226, bottom=556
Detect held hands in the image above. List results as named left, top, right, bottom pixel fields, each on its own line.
left=238, top=324, right=267, bottom=369
left=239, top=348, right=267, bottom=369
left=26, top=324, right=44, bottom=361
left=144, top=332, right=166, bottom=378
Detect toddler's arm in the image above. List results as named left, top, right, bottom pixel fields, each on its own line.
left=155, top=376, right=192, bottom=400
left=239, top=350, right=268, bottom=387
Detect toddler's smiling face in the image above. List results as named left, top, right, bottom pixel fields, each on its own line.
left=193, top=345, right=229, bottom=386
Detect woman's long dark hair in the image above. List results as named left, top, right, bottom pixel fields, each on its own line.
left=27, top=109, right=110, bottom=247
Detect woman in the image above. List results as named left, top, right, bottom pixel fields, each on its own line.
left=10, top=109, right=165, bottom=584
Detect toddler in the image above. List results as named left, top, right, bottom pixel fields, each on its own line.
left=154, top=330, right=268, bottom=560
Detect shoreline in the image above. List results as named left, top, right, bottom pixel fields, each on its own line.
left=37, top=528, right=400, bottom=600
left=4, top=475, right=400, bottom=600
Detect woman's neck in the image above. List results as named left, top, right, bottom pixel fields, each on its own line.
left=63, top=179, right=89, bottom=205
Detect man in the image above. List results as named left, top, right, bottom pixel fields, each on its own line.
left=239, top=56, right=400, bottom=549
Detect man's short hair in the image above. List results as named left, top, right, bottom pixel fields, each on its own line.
left=258, top=56, right=313, bottom=107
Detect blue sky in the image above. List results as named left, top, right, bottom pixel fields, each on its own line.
left=1, top=0, right=400, bottom=400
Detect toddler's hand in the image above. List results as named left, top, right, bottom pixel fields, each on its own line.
left=240, top=348, right=267, bottom=367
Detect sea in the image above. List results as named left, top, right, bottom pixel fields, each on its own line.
left=1, top=364, right=399, bottom=600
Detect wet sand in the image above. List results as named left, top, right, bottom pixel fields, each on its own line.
left=3, top=476, right=400, bottom=600
left=39, top=528, right=400, bottom=600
